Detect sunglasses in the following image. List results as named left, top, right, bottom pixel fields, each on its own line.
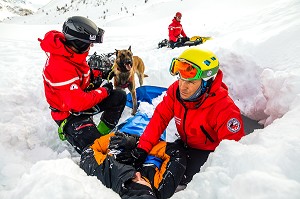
left=169, top=58, right=202, bottom=81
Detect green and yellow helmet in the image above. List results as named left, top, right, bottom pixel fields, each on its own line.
left=175, top=48, right=219, bottom=81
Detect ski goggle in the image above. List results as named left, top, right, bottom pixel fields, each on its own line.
left=96, top=28, right=105, bottom=43
left=169, top=58, right=203, bottom=81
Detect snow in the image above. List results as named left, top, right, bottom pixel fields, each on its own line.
left=0, top=0, right=300, bottom=198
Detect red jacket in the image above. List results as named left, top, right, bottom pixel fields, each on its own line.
left=168, top=18, right=187, bottom=42
left=39, top=30, right=109, bottom=121
left=138, top=70, right=245, bottom=152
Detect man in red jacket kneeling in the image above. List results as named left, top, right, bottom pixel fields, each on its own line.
left=114, top=47, right=245, bottom=190
left=168, top=12, right=189, bottom=48
left=39, top=16, right=127, bottom=154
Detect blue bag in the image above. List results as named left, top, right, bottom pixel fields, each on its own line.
left=126, top=85, right=167, bottom=108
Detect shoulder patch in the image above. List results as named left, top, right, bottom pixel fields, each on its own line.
left=227, top=118, right=241, bottom=133
left=70, top=84, right=78, bottom=90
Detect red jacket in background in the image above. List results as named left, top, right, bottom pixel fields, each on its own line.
left=39, top=30, right=109, bottom=121
left=168, top=18, right=187, bottom=42
left=138, top=70, right=245, bottom=152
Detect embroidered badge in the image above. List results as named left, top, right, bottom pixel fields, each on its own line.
left=227, top=118, right=241, bottom=133
left=70, top=84, right=78, bottom=90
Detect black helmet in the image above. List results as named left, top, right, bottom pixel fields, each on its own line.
left=62, top=16, right=104, bottom=44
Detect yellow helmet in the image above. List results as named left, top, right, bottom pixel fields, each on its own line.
left=177, top=48, right=219, bottom=80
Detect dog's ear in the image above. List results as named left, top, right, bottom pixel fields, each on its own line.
left=115, top=49, right=118, bottom=56
left=128, top=46, right=131, bottom=52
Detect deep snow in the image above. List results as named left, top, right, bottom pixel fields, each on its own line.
left=0, top=0, right=300, bottom=198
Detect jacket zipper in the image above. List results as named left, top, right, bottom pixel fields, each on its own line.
left=200, top=125, right=215, bottom=143
left=182, top=107, right=188, bottom=147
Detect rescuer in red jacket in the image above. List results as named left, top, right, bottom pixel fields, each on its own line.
left=39, top=16, right=127, bottom=154
left=115, top=48, right=245, bottom=189
left=168, top=12, right=189, bottom=48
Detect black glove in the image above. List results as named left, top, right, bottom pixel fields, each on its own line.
left=131, top=147, right=148, bottom=169
left=115, top=149, right=134, bottom=165
left=109, top=131, right=139, bottom=150
left=102, top=82, right=113, bottom=95
left=92, top=76, right=103, bottom=89
left=101, top=69, right=113, bottom=80
left=116, top=147, right=148, bottom=170
left=183, top=37, right=190, bottom=42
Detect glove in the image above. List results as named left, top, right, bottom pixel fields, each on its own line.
left=101, top=69, right=113, bottom=80
left=102, top=82, right=113, bottom=95
left=116, top=147, right=148, bottom=170
left=109, top=131, right=139, bottom=150
left=183, top=37, right=190, bottom=42
left=92, top=76, right=103, bottom=89
left=115, top=150, right=134, bottom=165
left=131, top=147, right=148, bottom=169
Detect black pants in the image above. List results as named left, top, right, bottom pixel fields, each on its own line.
left=56, top=89, right=127, bottom=154
left=176, top=140, right=213, bottom=185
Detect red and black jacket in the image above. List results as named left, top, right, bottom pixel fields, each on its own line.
left=80, top=133, right=187, bottom=199
left=38, top=30, right=108, bottom=121
left=138, top=70, right=245, bottom=153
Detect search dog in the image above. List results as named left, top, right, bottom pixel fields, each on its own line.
left=112, top=46, right=148, bottom=115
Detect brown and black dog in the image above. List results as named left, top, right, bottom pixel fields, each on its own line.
left=112, top=46, right=148, bottom=115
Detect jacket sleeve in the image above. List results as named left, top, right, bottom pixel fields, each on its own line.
left=148, top=142, right=187, bottom=199
left=181, top=27, right=187, bottom=37
left=55, top=65, right=109, bottom=112
left=138, top=84, right=176, bottom=153
left=212, top=97, right=245, bottom=142
left=60, top=85, right=109, bottom=112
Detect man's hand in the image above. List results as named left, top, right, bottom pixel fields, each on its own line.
left=92, top=76, right=103, bottom=89
left=109, top=131, right=138, bottom=150
left=131, top=147, right=148, bottom=169
left=102, top=82, right=113, bottom=95
left=116, top=147, right=148, bottom=170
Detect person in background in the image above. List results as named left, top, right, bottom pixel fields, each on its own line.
left=38, top=16, right=127, bottom=154
left=115, top=48, right=245, bottom=190
left=168, top=12, right=189, bottom=49
left=80, top=132, right=187, bottom=199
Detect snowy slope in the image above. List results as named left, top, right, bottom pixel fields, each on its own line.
left=0, top=0, right=300, bottom=198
